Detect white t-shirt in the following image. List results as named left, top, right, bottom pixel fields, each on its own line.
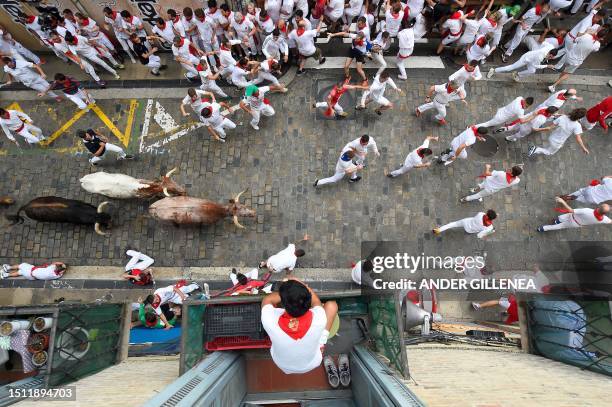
left=549, top=115, right=582, bottom=146
left=152, top=285, right=177, bottom=315
left=433, top=84, right=460, bottom=105
left=267, top=243, right=298, bottom=272
left=4, top=59, right=40, bottom=86
left=570, top=208, right=612, bottom=226
left=289, top=29, right=318, bottom=56
left=567, top=35, right=600, bottom=66
left=199, top=102, right=224, bottom=128
left=482, top=170, right=520, bottom=192
left=584, top=178, right=612, bottom=204
left=343, top=137, right=379, bottom=156
left=500, top=97, right=527, bottom=120
left=463, top=212, right=495, bottom=237
left=231, top=17, right=255, bottom=39
left=449, top=65, right=482, bottom=86
left=261, top=304, right=327, bottom=374
left=172, top=38, right=196, bottom=61
left=122, top=15, right=146, bottom=37
left=369, top=75, right=397, bottom=101
left=152, top=22, right=176, bottom=44
left=451, top=126, right=477, bottom=152
left=397, top=28, right=414, bottom=56
left=385, top=9, right=404, bottom=37
left=182, top=90, right=212, bottom=113
left=18, top=263, right=62, bottom=280
left=404, top=139, right=430, bottom=169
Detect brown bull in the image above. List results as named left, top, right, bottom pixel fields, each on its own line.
left=148, top=190, right=255, bottom=228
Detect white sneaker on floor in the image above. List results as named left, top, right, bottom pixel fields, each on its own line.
left=472, top=302, right=481, bottom=310
left=114, top=74, right=121, bottom=80
left=487, top=68, right=495, bottom=79
left=250, top=123, right=259, bottom=130
left=548, top=85, right=556, bottom=93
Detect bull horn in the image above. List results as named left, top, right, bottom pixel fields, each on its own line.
left=233, top=215, right=245, bottom=229
left=233, top=189, right=248, bottom=203
left=97, top=201, right=109, bottom=214
left=94, top=223, right=108, bottom=236
left=163, top=187, right=170, bottom=197
left=165, top=167, right=178, bottom=178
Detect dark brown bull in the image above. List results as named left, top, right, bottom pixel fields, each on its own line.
left=148, top=190, right=255, bottom=228
left=6, top=197, right=111, bottom=235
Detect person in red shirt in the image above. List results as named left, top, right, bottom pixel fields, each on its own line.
left=582, top=96, right=611, bottom=132
left=312, top=77, right=367, bottom=118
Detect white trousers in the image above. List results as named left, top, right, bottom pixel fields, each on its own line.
left=257, top=71, right=280, bottom=86
left=125, top=250, right=154, bottom=271
left=90, top=142, right=126, bottom=164
left=12, top=42, right=40, bottom=64
left=390, top=163, right=415, bottom=177
left=23, top=77, right=58, bottom=98
left=316, top=102, right=344, bottom=115
left=16, top=123, right=44, bottom=144
left=65, top=89, right=94, bottom=110
left=251, top=105, right=275, bottom=126
left=115, top=34, right=137, bottom=62
left=438, top=218, right=472, bottom=233
left=318, top=170, right=357, bottom=185
left=78, top=58, right=101, bottom=82
left=201, top=80, right=228, bottom=97
left=505, top=122, right=533, bottom=139
left=229, top=268, right=259, bottom=285
left=212, top=118, right=236, bottom=137
left=505, top=25, right=530, bottom=56
left=479, top=109, right=514, bottom=128
left=533, top=137, right=564, bottom=156
left=495, top=56, right=538, bottom=78
left=396, top=54, right=409, bottom=79
left=81, top=51, right=117, bottom=76
left=418, top=100, right=447, bottom=120
left=169, top=283, right=199, bottom=304
left=181, top=60, right=200, bottom=78
left=372, top=52, right=387, bottom=76
left=464, top=182, right=496, bottom=201
left=542, top=214, right=581, bottom=231
left=570, top=0, right=597, bottom=13
left=147, top=54, right=161, bottom=73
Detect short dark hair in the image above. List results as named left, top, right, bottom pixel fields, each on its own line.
left=468, top=59, right=479, bottom=67
left=476, top=127, right=489, bottom=135
left=220, top=4, right=230, bottom=12
left=201, top=107, right=212, bottom=118
left=380, top=71, right=390, bottom=80
left=167, top=9, right=178, bottom=18
left=236, top=273, right=248, bottom=285
left=145, top=311, right=158, bottom=325
left=279, top=280, right=311, bottom=317
left=0, top=108, right=6, bottom=115
left=362, top=260, right=373, bottom=273
left=120, top=10, right=131, bottom=18
left=295, top=9, right=304, bottom=17
left=421, top=148, right=433, bottom=156
left=525, top=97, right=534, bottom=106
left=486, top=209, right=497, bottom=220
left=208, top=0, right=217, bottom=8
left=155, top=17, right=164, bottom=25
left=272, top=28, right=280, bottom=36
left=54, top=73, right=66, bottom=81
left=76, top=129, right=86, bottom=138
left=295, top=249, right=305, bottom=257
left=511, top=166, right=522, bottom=177
left=546, top=106, right=559, bottom=114
left=144, top=294, right=155, bottom=305
left=360, top=134, right=369, bottom=143
left=64, top=32, right=75, bottom=43
left=103, top=7, right=112, bottom=14
left=568, top=108, right=586, bottom=121
left=183, top=7, right=193, bottom=17
left=2, top=56, right=12, bottom=63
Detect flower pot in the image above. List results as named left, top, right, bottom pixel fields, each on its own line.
left=27, top=333, right=50, bottom=353
left=32, top=351, right=48, bottom=367
left=33, top=317, right=53, bottom=332
left=0, top=320, right=31, bottom=336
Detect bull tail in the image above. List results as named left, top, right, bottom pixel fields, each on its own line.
left=5, top=204, right=27, bottom=225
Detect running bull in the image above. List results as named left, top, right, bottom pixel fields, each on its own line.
left=148, top=190, right=255, bottom=228
left=80, top=168, right=186, bottom=199
left=6, top=197, right=111, bottom=236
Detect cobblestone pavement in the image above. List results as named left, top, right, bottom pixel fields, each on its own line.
left=0, top=71, right=610, bottom=269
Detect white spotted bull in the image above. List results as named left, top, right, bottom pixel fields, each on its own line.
left=79, top=168, right=186, bottom=199
left=6, top=197, right=111, bottom=236
left=148, top=190, right=255, bottom=228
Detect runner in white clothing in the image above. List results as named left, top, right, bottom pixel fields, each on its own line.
left=503, top=3, right=550, bottom=58
left=49, top=31, right=107, bottom=86
left=2, top=57, right=59, bottom=100
left=180, top=88, right=216, bottom=116
left=64, top=33, right=122, bottom=80
left=434, top=209, right=498, bottom=239
left=289, top=20, right=326, bottom=74
left=535, top=89, right=581, bottom=111
left=528, top=109, right=589, bottom=157
left=103, top=7, right=137, bottom=64
left=76, top=13, right=116, bottom=54
left=501, top=106, right=558, bottom=142
left=356, top=72, right=403, bottom=115
left=448, top=61, right=482, bottom=100
left=230, top=12, right=258, bottom=57
left=478, top=96, right=533, bottom=129
left=383, top=0, right=404, bottom=38
left=487, top=44, right=557, bottom=82
left=437, top=125, right=488, bottom=165
left=343, top=134, right=380, bottom=166
left=386, top=136, right=438, bottom=178
left=460, top=164, right=522, bottom=202
left=1, top=262, right=66, bottom=280
left=561, top=176, right=612, bottom=205
left=199, top=101, right=237, bottom=142
left=172, top=36, right=205, bottom=81
left=437, top=10, right=473, bottom=54
left=260, top=235, right=309, bottom=274
left=0, top=29, right=41, bottom=64
left=314, top=149, right=363, bottom=186
left=145, top=282, right=201, bottom=328
left=396, top=19, right=416, bottom=81
left=239, top=84, right=285, bottom=130
left=0, top=108, right=45, bottom=145
left=196, top=59, right=228, bottom=98
left=369, top=31, right=392, bottom=76
left=537, top=199, right=610, bottom=232
left=466, top=34, right=494, bottom=63
left=262, top=29, right=289, bottom=62
left=416, top=80, right=466, bottom=125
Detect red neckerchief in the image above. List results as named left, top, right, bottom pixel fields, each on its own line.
left=175, top=279, right=187, bottom=289
left=451, top=11, right=462, bottom=19
left=112, top=11, right=117, bottom=20
left=152, top=294, right=161, bottom=308
left=129, top=16, right=135, bottom=24
left=537, top=108, right=552, bottom=117
left=557, top=92, right=567, bottom=101
left=556, top=35, right=564, bottom=45
left=535, top=5, right=542, bottom=16
left=591, top=34, right=598, bottom=41
left=200, top=97, right=210, bottom=103
left=296, top=27, right=305, bottom=36
left=81, top=18, right=90, bottom=26
left=238, top=16, right=246, bottom=24
left=196, top=63, right=206, bottom=72
left=354, top=38, right=364, bottom=46
left=520, top=99, right=527, bottom=108
left=260, top=15, right=270, bottom=22
left=487, top=18, right=497, bottom=28
left=464, top=64, right=474, bottom=72
left=417, top=148, right=425, bottom=158
left=482, top=215, right=493, bottom=226
left=594, top=208, right=604, bottom=221
left=220, top=44, right=229, bottom=51
left=172, top=16, right=180, bottom=24
left=278, top=310, right=313, bottom=340
left=248, top=10, right=256, bottom=16
left=160, top=22, right=167, bottom=29
left=446, top=83, right=455, bottom=93
left=471, top=125, right=478, bottom=135
left=506, top=172, right=515, bottom=184
left=476, top=36, right=486, bottom=47
left=267, top=59, right=274, bottom=69
left=27, top=15, right=36, bottom=24
left=178, top=38, right=185, bottom=47
left=589, top=179, right=601, bottom=186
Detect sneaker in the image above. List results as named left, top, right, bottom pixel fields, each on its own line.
left=218, top=138, right=226, bottom=143
left=250, top=123, right=259, bottom=130
left=323, top=356, right=340, bottom=389
left=487, top=68, right=495, bottom=79
left=297, top=69, right=305, bottom=75
left=432, top=228, right=441, bottom=235
left=338, top=354, right=351, bottom=387
left=548, top=85, right=556, bottom=93
left=116, top=64, right=125, bottom=69
left=472, top=302, right=481, bottom=310
left=494, top=127, right=506, bottom=133
left=460, top=197, right=467, bottom=203
left=313, top=179, right=319, bottom=187
left=501, top=54, right=508, bottom=63
left=528, top=145, right=537, bottom=157
left=537, top=226, right=545, bottom=232
left=319, top=57, right=326, bottom=65
left=505, top=136, right=517, bottom=142
left=511, top=72, right=520, bottom=82
left=151, top=70, right=160, bottom=76
left=355, top=104, right=365, bottom=110
left=374, top=109, right=382, bottom=116
left=397, top=76, right=408, bottom=81
left=415, top=108, right=421, bottom=117
left=348, top=176, right=362, bottom=183
left=124, top=154, right=135, bottom=160
left=114, top=74, right=121, bottom=80
left=97, top=80, right=107, bottom=88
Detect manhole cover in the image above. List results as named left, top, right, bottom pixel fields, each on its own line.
left=473, top=135, right=499, bottom=158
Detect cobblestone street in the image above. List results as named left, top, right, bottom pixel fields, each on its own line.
left=0, top=71, right=610, bottom=268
